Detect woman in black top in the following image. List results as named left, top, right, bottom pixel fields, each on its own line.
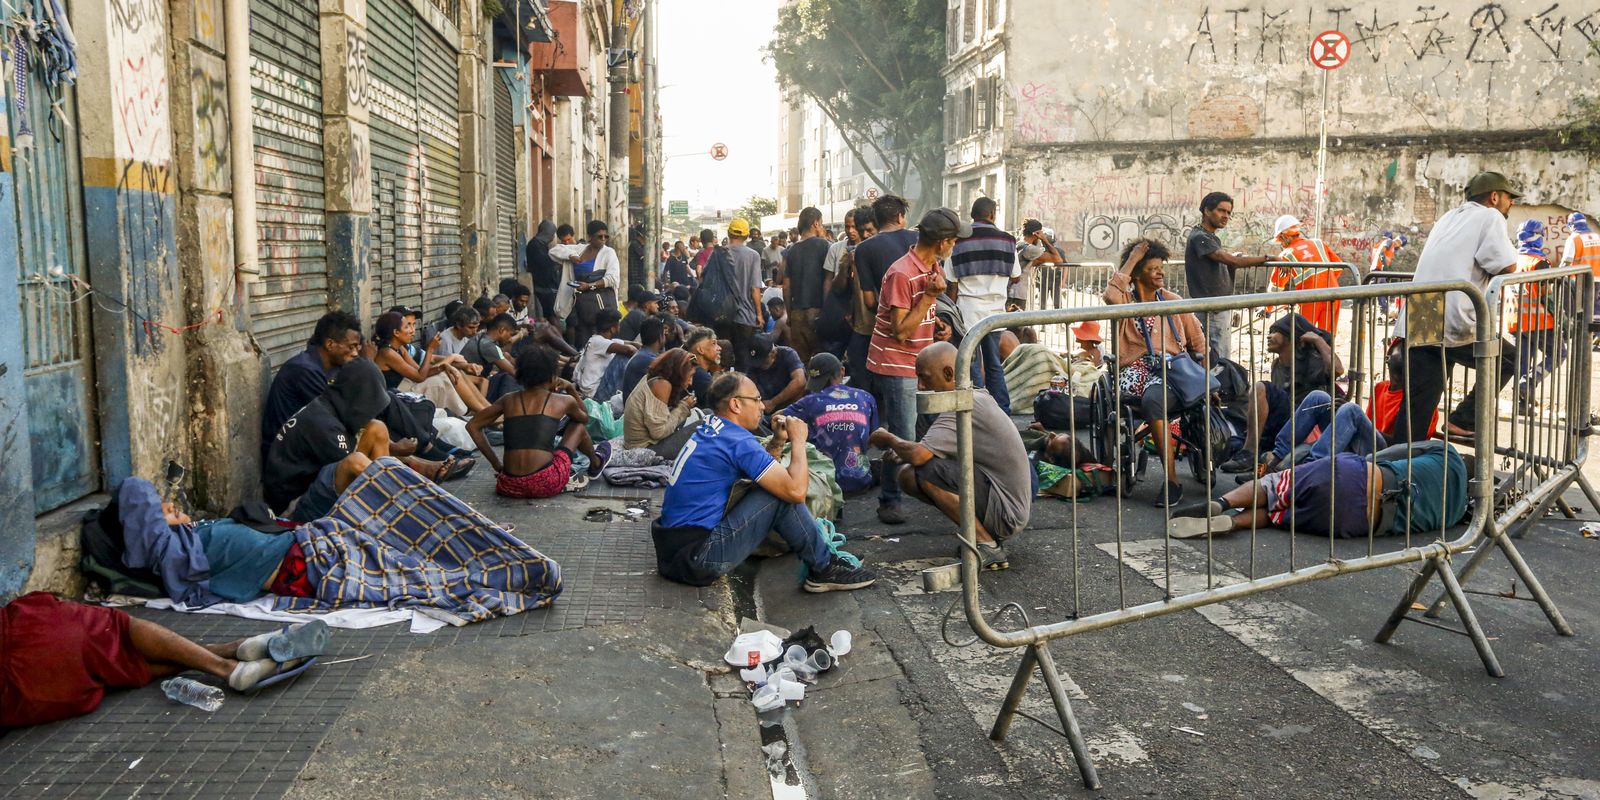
left=372, top=312, right=490, bottom=415
left=468, top=345, right=612, bottom=499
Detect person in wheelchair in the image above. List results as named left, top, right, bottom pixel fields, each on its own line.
left=1104, top=239, right=1208, bottom=507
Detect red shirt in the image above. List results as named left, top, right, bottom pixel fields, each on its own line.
left=867, top=248, right=938, bottom=378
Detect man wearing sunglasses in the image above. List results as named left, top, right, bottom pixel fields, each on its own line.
left=652, top=371, right=877, bottom=593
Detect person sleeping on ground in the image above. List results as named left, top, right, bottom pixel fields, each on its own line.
left=0, top=593, right=332, bottom=728
left=1168, top=440, right=1468, bottom=540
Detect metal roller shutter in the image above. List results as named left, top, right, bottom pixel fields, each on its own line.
left=368, top=0, right=462, bottom=319
left=416, top=22, right=462, bottom=311
left=368, top=0, right=424, bottom=318
left=493, top=73, right=518, bottom=282
left=249, top=0, right=327, bottom=367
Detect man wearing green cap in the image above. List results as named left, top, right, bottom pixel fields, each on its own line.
left=1394, top=170, right=1521, bottom=443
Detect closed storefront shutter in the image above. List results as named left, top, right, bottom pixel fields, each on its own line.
left=249, top=0, right=327, bottom=367
left=368, top=0, right=462, bottom=319
left=493, top=73, right=519, bottom=283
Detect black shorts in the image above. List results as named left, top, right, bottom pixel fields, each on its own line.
left=1259, top=382, right=1292, bottom=450
left=912, top=457, right=1020, bottom=541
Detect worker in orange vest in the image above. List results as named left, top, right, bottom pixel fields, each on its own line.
left=1369, top=231, right=1408, bottom=320
left=1509, top=220, right=1563, bottom=402
left=1556, top=212, right=1600, bottom=350
left=1269, top=215, right=1344, bottom=334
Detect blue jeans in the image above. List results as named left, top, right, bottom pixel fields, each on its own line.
left=968, top=332, right=1011, bottom=414
left=1273, top=390, right=1385, bottom=462
left=876, top=374, right=917, bottom=506
left=847, top=331, right=874, bottom=393
left=690, top=488, right=832, bottom=577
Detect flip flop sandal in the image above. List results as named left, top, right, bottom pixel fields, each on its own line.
left=267, top=619, right=330, bottom=662
left=243, top=656, right=319, bottom=693
left=1168, top=514, right=1236, bottom=540
left=442, top=457, right=476, bottom=481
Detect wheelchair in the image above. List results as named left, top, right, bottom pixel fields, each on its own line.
left=1088, top=364, right=1234, bottom=492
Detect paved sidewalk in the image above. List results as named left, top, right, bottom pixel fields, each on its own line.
left=0, top=472, right=759, bottom=800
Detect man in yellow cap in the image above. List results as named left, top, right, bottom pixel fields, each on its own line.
left=1269, top=214, right=1345, bottom=334
left=715, top=218, right=767, bottom=370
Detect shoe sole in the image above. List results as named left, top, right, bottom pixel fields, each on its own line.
left=1169, top=514, right=1236, bottom=539
left=803, top=578, right=877, bottom=593
left=267, top=620, right=330, bottom=662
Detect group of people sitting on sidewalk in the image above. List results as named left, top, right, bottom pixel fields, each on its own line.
left=11, top=180, right=1520, bottom=732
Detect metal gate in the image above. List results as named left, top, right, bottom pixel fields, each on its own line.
left=249, top=0, right=328, bottom=367
left=368, top=0, right=462, bottom=320
left=493, top=71, right=519, bottom=283
left=6, top=4, right=97, bottom=513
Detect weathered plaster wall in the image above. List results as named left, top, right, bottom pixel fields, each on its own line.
left=78, top=0, right=192, bottom=488
left=1002, top=0, right=1600, bottom=266
left=1015, top=144, right=1597, bottom=264
left=1010, top=0, right=1600, bottom=144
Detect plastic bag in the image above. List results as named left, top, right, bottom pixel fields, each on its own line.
left=431, top=409, right=475, bottom=452
left=583, top=398, right=624, bottom=443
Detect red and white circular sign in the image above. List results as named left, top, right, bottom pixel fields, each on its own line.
left=710, top=143, right=728, bottom=161
left=1310, top=30, right=1351, bottom=70
left=865, top=187, right=879, bottom=200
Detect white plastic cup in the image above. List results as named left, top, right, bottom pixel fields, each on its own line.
left=783, top=644, right=807, bottom=667
left=751, top=683, right=783, bottom=712
left=739, top=666, right=769, bottom=684
left=774, top=672, right=806, bottom=702
left=804, top=649, right=833, bottom=673
left=829, top=630, right=852, bottom=657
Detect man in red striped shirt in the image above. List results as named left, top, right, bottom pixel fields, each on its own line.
left=868, top=208, right=965, bottom=523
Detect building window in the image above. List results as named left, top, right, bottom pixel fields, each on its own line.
left=975, top=78, right=990, bottom=130
left=944, top=96, right=956, bottom=141
left=987, top=0, right=999, bottom=29
left=960, top=84, right=976, bottom=138
left=962, top=0, right=976, bottom=45
left=947, top=4, right=960, bottom=55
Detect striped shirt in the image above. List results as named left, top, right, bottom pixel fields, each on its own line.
left=867, top=248, right=938, bottom=378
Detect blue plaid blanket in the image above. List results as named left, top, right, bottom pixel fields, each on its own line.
left=275, top=457, right=562, bottom=623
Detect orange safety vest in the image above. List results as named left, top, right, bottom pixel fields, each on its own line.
left=1370, top=238, right=1398, bottom=272
left=1560, top=231, right=1600, bottom=277
left=1509, top=252, right=1553, bottom=333
left=1272, top=237, right=1343, bottom=334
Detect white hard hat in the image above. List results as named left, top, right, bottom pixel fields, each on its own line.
left=1273, top=215, right=1301, bottom=237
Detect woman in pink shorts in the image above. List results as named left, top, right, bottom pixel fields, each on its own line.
left=468, top=345, right=611, bottom=499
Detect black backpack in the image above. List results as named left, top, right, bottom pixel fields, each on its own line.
left=686, top=247, right=743, bottom=325
left=78, top=503, right=164, bottom=598
left=1033, top=389, right=1090, bottom=432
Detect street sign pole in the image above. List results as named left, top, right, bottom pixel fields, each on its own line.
left=1309, top=30, right=1350, bottom=242
left=1316, top=67, right=1329, bottom=241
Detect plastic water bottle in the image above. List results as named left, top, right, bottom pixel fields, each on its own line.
left=160, top=677, right=224, bottom=712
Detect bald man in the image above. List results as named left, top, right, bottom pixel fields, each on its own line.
left=870, top=342, right=1033, bottom=570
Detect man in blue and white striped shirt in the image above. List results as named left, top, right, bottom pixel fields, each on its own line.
left=945, top=197, right=1020, bottom=413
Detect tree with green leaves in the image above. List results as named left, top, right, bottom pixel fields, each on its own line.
left=767, top=0, right=945, bottom=205
left=735, top=196, right=779, bottom=223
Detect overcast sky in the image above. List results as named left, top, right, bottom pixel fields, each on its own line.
left=657, top=0, right=780, bottom=212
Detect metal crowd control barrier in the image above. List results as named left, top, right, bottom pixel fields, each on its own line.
left=1415, top=265, right=1596, bottom=630
left=920, top=277, right=1566, bottom=789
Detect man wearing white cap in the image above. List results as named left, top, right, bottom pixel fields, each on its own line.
left=1270, top=215, right=1345, bottom=335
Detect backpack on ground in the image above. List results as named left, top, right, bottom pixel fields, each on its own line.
left=79, top=503, right=164, bottom=598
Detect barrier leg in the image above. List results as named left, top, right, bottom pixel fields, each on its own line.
left=1425, top=479, right=1564, bottom=618
left=1034, top=644, right=1102, bottom=790
left=1435, top=556, right=1506, bottom=678
left=989, top=645, right=1037, bottom=742
left=988, top=643, right=1101, bottom=790
left=1375, top=557, right=1439, bottom=644
left=1487, top=534, right=1575, bottom=636
left=1574, top=471, right=1600, bottom=516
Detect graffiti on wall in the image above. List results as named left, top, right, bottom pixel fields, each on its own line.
left=346, top=25, right=369, bottom=110
left=190, top=52, right=229, bottom=192
left=1186, top=2, right=1600, bottom=66
left=110, top=0, right=171, bottom=163
left=349, top=124, right=372, bottom=212
left=1013, top=81, right=1077, bottom=144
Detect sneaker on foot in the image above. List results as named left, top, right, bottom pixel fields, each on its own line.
left=803, top=561, right=878, bottom=593
left=1218, top=454, right=1257, bottom=474
left=1152, top=481, right=1183, bottom=508
left=587, top=441, right=613, bottom=478
left=877, top=503, right=907, bottom=525
left=959, top=541, right=1009, bottom=571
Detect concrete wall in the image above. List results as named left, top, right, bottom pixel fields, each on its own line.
left=1010, top=0, right=1600, bottom=144
left=998, top=0, right=1600, bottom=262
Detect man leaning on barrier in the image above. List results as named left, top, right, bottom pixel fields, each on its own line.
left=1394, top=171, right=1521, bottom=443
left=869, top=342, right=1033, bottom=571
left=1168, top=440, right=1468, bottom=540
